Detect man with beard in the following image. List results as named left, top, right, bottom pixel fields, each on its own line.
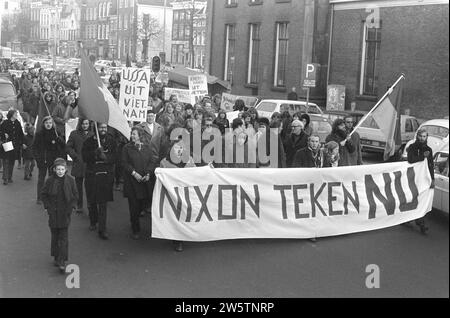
left=284, top=120, right=308, bottom=167
left=82, top=123, right=117, bottom=240
left=406, top=128, right=435, bottom=234
left=343, top=115, right=363, bottom=166
left=325, top=118, right=356, bottom=167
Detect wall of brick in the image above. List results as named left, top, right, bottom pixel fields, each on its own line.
left=207, top=0, right=329, bottom=104
left=329, top=4, right=449, bottom=120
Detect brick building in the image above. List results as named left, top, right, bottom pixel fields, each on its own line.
left=328, top=0, right=449, bottom=119
left=205, top=0, right=330, bottom=103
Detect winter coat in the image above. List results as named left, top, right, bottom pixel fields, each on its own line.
left=121, top=142, right=154, bottom=200
left=325, top=131, right=356, bottom=167
left=22, top=133, right=35, bottom=160
left=136, top=122, right=163, bottom=147
left=41, top=174, right=78, bottom=228
left=344, top=129, right=363, bottom=166
left=284, top=132, right=309, bottom=167
left=407, top=140, right=435, bottom=180
left=82, top=134, right=117, bottom=204
left=0, top=119, right=24, bottom=161
left=149, top=124, right=170, bottom=166
left=292, top=147, right=324, bottom=168
left=66, top=130, right=94, bottom=178
left=32, top=128, right=66, bottom=169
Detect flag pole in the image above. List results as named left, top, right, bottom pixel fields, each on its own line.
left=350, top=74, right=405, bottom=137
left=94, top=121, right=102, bottom=148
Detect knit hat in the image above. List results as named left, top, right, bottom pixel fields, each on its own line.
left=53, top=158, right=67, bottom=168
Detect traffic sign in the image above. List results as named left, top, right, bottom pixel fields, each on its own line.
left=303, top=63, right=319, bottom=88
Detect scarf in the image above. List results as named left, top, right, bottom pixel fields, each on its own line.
left=49, top=174, right=76, bottom=203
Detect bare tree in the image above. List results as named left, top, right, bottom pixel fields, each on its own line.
left=137, top=13, right=162, bottom=62
left=173, top=0, right=206, bottom=68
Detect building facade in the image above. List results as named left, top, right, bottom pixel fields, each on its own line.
left=328, top=0, right=449, bottom=119
left=171, top=0, right=207, bottom=69
left=80, top=0, right=112, bottom=59
left=206, top=0, right=330, bottom=102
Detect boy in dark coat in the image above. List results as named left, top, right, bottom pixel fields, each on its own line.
left=41, top=158, right=78, bottom=273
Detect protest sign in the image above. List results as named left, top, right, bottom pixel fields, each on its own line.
left=8, top=70, right=24, bottom=78
left=164, top=87, right=192, bottom=104
left=119, top=67, right=150, bottom=122
left=220, top=93, right=258, bottom=112
left=152, top=160, right=434, bottom=241
left=188, top=75, right=208, bottom=105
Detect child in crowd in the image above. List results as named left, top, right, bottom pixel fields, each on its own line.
left=22, top=123, right=35, bottom=180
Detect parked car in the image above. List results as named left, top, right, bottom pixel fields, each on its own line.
left=433, top=145, right=449, bottom=214
left=0, top=77, right=19, bottom=111
left=308, top=114, right=332, bottom=144
left=356, top=114, right=420, bottom=157
left=402, top=119, right=449, bottom=160
left=323, top=110, right=368, bottom=125
left=255, top=99, right=323, bottom=119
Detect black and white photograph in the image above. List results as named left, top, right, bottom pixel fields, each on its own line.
left=0, top=0, right=448, bottom=305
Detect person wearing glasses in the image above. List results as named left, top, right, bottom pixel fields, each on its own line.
left=284, top=120, right=308, bottom=167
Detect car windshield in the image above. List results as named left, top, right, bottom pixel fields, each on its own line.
left=421, top=125, right=449, bottom=139
left=256, top=102, right=277, bottom=113
left=434, top=152, right=449, bottom=177
left=0, top=84, right=15, bottom=98
left=310, top=119, right=332, bottom=134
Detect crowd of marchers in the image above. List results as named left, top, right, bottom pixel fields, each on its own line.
left=0, top=61, right=435, bottom=273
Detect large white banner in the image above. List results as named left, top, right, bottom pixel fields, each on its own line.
left=152, top=160, right=434, bottom=241
left=119, top=67, right=151, bottom=122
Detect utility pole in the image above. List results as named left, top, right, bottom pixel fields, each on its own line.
left=163, top=0, right=167, bottom=55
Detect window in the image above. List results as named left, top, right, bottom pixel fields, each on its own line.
left=249, top=0, right=263, bottom=5
left=119, top=0, right=124, bottom=8
left=225, top=0, right=238, bottom=7
left=434, top=152, right=449, bottom=177
left=247, top=23, right=261, bottom=84
left=124, top=14, right=128, bottom=29
left=360, top=23, right=381, bottom=95
left=420, top=125, right=449, bottom=139
left=274, top=22, right=289, bottom=87
left=256, top=102, right=277, bottom=113
left=224, top=24, right=236, bottom=82
left=405, top=119, right=413, bottom=133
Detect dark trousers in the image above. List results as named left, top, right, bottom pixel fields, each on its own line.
left=50, top=227, right=68, bottom=264
left=75, top=177, right=84, bottom=209
left=37, top=166, right=51, bottom=200
left=2, top=158, right=15, bottom=181
left=88, top=203, right=107, bottom=233
left=24, top=159, right=35, bottom=178
left=128, top=198, right=145, bottom=234
left=115, top=163, right=123, bottom=186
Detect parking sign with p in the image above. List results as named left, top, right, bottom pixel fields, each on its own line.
left=303, top=63, right=319, bottom=88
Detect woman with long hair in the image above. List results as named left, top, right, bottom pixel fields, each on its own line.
left=32, top=116, right=66, bottom=204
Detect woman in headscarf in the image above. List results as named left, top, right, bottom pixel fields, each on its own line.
left=300, top=113, right=313, bottom=137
